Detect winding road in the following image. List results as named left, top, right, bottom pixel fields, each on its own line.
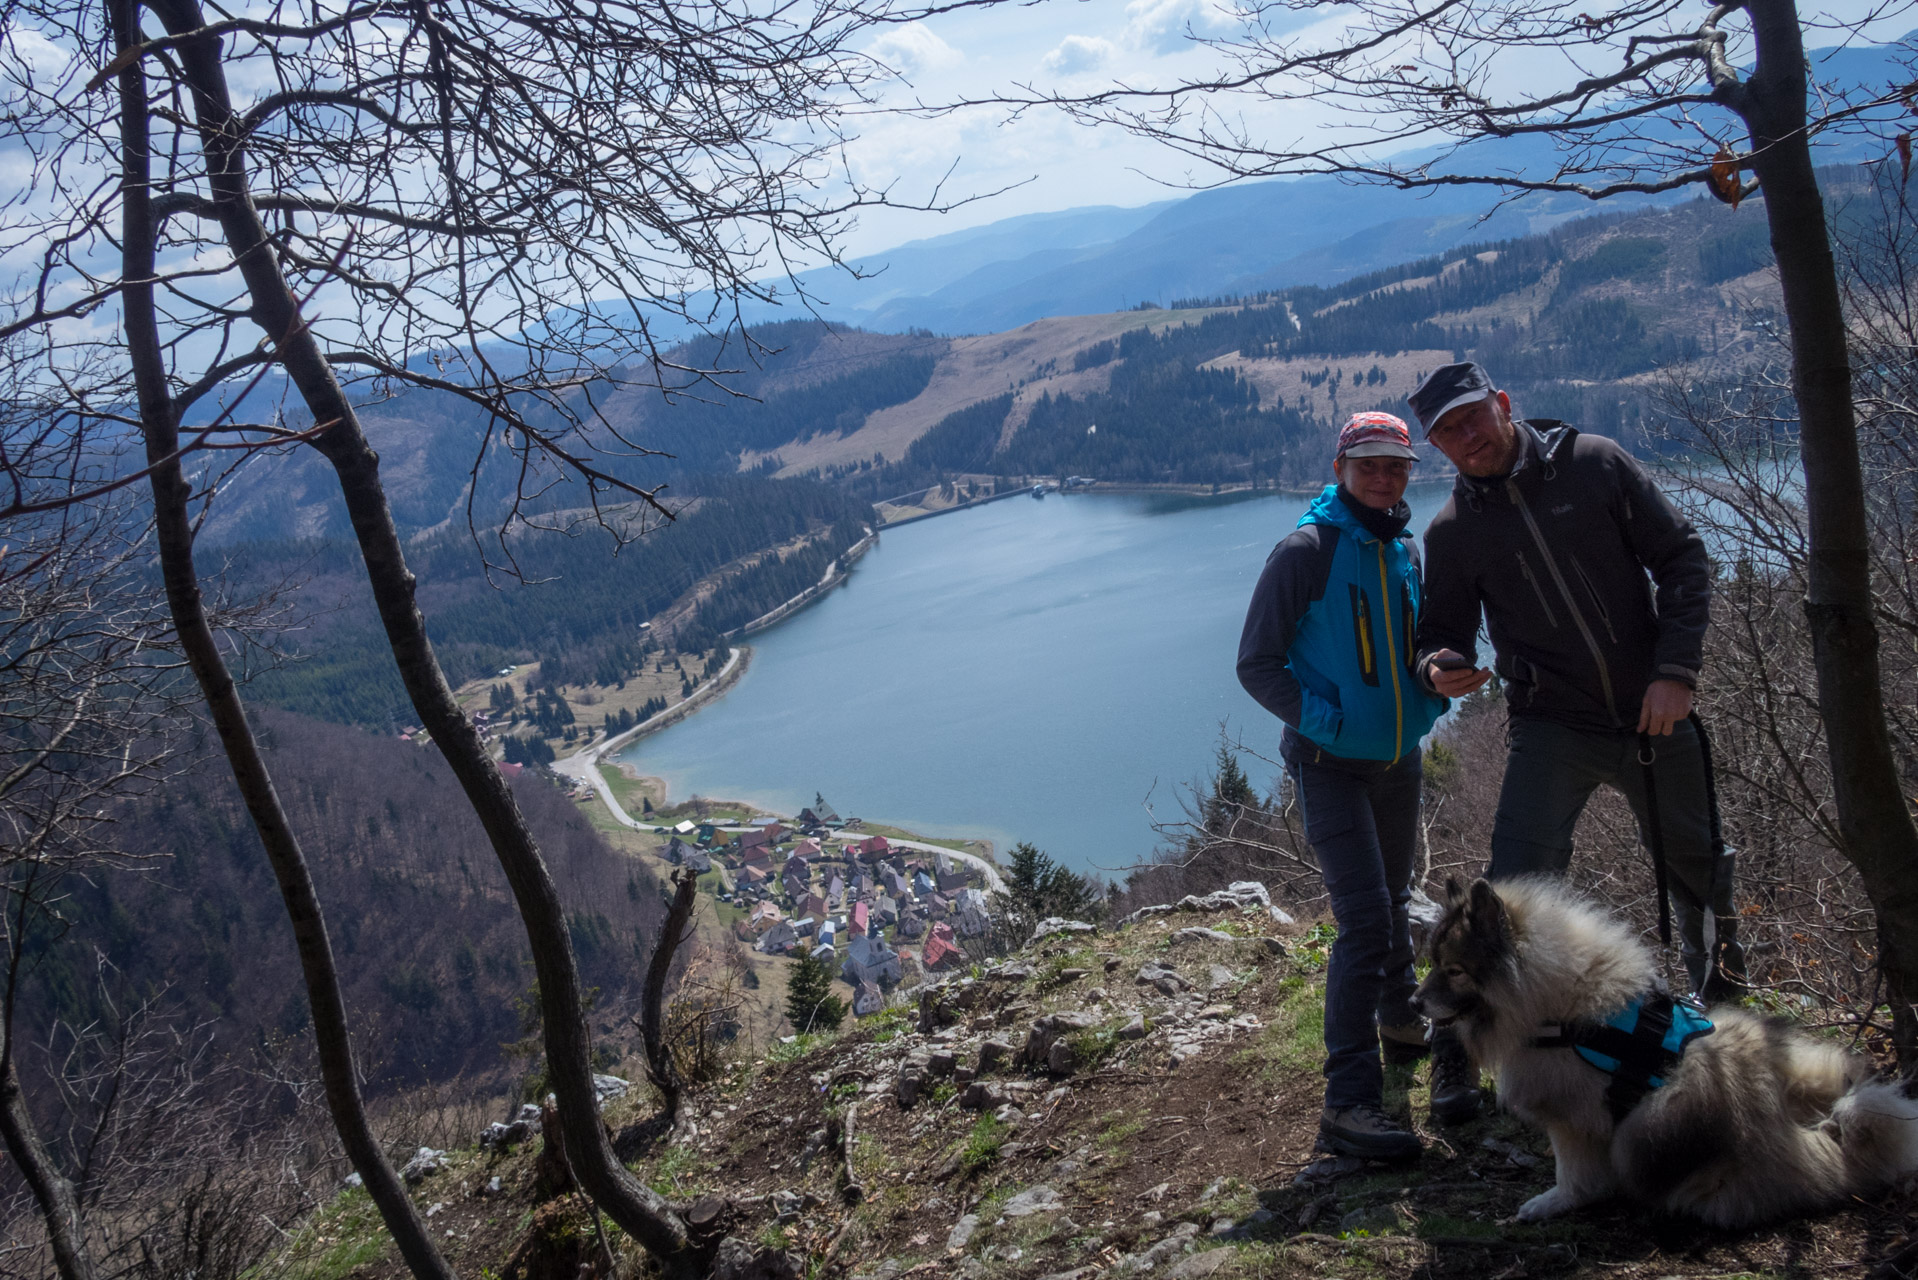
left=551, top=651, right=1004, bottom=892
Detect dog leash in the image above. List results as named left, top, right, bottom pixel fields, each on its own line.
left=1635, top=732, right=1674, bottom=949
left=1636, top=712, right=1727, bottom=955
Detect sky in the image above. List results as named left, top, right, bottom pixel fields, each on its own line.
left=835, top=0, right=1299, bottom=255
left=829, top=0, right=1918, bottom=259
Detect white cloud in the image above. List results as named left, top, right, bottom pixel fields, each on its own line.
left=1123, top=0, right=1237, bottom=55
left=1042, top=35, right=1119, bottom=75
left=865, top=23, right=965, bottom=79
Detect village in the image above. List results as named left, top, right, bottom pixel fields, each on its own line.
left=652, top=796, right=995, bottom=1019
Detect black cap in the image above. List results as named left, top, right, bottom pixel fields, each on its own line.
left=1408, top=362, right=1496, bottom=435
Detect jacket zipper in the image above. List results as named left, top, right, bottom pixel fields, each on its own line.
left=1508, top=478, right=1620, bottom=724
left=1516, top=552, right=1559, bottom=628
left=1375, top=543, right=1405, bottom=759
left=1351, top=586, right=1378, bottom=684
left=1569, top=554, right=1620, bottom=644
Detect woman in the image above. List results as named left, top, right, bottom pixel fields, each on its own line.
left=1236, top=411, right=1448, bottom=1161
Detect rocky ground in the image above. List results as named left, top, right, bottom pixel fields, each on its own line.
left=268, top=885, right=1918, bottom=1280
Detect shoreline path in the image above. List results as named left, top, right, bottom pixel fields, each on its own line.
left=552, top=649, right=1005, bottom=893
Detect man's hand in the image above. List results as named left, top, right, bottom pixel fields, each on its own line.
left=1425, top=649, right=1492, bottom=698
left=1637, top=678, right=1693, bottom=736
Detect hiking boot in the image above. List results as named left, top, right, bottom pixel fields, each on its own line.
left=1379, top=1021, right=1430, bottom=1067
left=1428, top=1030, right=1483, bottom=1125
left=1319, top=1105, right=1422, bottom=1162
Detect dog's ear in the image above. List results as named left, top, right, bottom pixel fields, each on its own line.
left=1444, top=876, right=1467, bottom=907
left=1465, top=878, right=1509, bottom=944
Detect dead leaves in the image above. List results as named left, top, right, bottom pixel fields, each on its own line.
left=1708, top=147, right=1747, bottom=209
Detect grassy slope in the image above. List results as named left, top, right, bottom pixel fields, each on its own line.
left=261, top=899, right=1905, bottom=1280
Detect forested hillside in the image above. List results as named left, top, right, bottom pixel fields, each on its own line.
left=852, top=184, right=1815, bottom=496
left=24, top=708, right=666, bottom=1093
left=231, top=476, right=872, bottom=727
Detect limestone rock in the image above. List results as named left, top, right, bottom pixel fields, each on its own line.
left=977, top=1040, right=1015, bottom=1074
left=1030, top=918, right=1097, bottom=943
left=1000, top=1185, right=1063, bottom=1217
left=947, top=1214, right=980, bottom=1252
left=1112, top=1221, right=1201, bottom=1273
left=897, top=1056, right=931, bottom=1107
left=480, top=1119, right=534, bottom=1150
left=1163, top=1252, right=1233, bottom=1279
left=1135, top=960, right=1188, bottom=996
left=919, top=988, right=958, bottom=1033
left=1120, top=880, right=1294, bottom=926
left=1118, top=1014, right=1148, bottom=1040
left=960, top=1081, right=1007, bottom=1111
left=1022, top=1010, right=1099, bottom=1071
left=711, top=1237, right=803, bottom=1280
left=592, top=1073, right=631, bottom=1103
left=400, top=1147, right=444, bottom=1185
left=1171, top=927, right=1237, bottom=945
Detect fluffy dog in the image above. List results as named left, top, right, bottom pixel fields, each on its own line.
left=1413, top=877, right=1918, bottom=1228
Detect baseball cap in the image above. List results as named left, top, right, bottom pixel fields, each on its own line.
left=1408, top=361, right=1496, bottom=436
left=1336, top=411, right=1417, bottom=460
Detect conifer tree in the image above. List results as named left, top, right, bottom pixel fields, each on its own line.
left=1201, top=745, right=1256, bottom=836
left=785, top=946, right=844, bottom=1034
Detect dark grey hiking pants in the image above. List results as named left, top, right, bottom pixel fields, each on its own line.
left=1489, top=716, right=1742, bottom=994
left=1290, top=745, right=1423, bottom=1111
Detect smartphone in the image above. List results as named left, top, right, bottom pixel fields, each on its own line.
left=1431, top=655, right=1473, bottom=672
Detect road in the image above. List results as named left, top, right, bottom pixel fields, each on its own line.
left=551, top=666, right=1006, bottom=892
left=551, top=647, right=742, bottom=826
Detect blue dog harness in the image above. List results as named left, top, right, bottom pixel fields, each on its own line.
left=1532, top=992, right=1715, bottom=1121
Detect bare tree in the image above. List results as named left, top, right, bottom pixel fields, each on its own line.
left=990, top=0, right=1918, bottom=1058
left=3, top=0, right=1006, bottom=1271
left=0, top=461, right=182, bottom=1280
left=1655, top=170, right=1918, bottom=1027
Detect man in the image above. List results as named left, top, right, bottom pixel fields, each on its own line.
left=1408, top=361, right=1745, bottom=1124
left=1239, top=412, right=1448, bottom=1160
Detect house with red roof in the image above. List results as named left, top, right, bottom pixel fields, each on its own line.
left=922, top=921, right=962, bottom=970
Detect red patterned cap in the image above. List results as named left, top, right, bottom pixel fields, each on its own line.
left=1337, top=411, right=1417, bottom=460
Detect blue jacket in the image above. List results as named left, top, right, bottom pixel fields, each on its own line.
left=1237, top=486, right=1447, bottom=762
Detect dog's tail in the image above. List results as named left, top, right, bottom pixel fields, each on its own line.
left=1832, top=1077, right=1918, bottom=1195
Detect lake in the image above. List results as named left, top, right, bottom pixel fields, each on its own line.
left=614, top=483, right=1449, bottom=879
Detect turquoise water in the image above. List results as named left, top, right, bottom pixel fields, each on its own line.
left=615, top=484, right=1447, bottom=879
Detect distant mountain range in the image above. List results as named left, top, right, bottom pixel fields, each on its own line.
left=734, top=39, right=1909, bottom=338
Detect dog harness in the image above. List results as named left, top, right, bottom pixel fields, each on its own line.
left=1532, top=992, right=1715, bottom=1122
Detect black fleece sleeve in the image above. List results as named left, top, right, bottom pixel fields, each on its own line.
left=1237, top=526, right=1336, bottom=728
left=1412, top=507, right=1483, bottom=694
left=1610, top=442, right=1711, bottom=683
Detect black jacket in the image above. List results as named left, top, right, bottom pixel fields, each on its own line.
left=1413, top=422, right=1711, bottom=731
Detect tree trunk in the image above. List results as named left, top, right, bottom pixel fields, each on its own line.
left=1742, top=0, right=1918, bottom=1063
left=114, top=4, right=457, bottom=1277
left=642, top=871, right=700, bottom=1123
left=0, top=1017, right=95, bottom=1280
left=145, top=1, right=707, bottom=1266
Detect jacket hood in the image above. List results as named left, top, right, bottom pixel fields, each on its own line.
left=1453, top=419, right=1578, bottom=508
